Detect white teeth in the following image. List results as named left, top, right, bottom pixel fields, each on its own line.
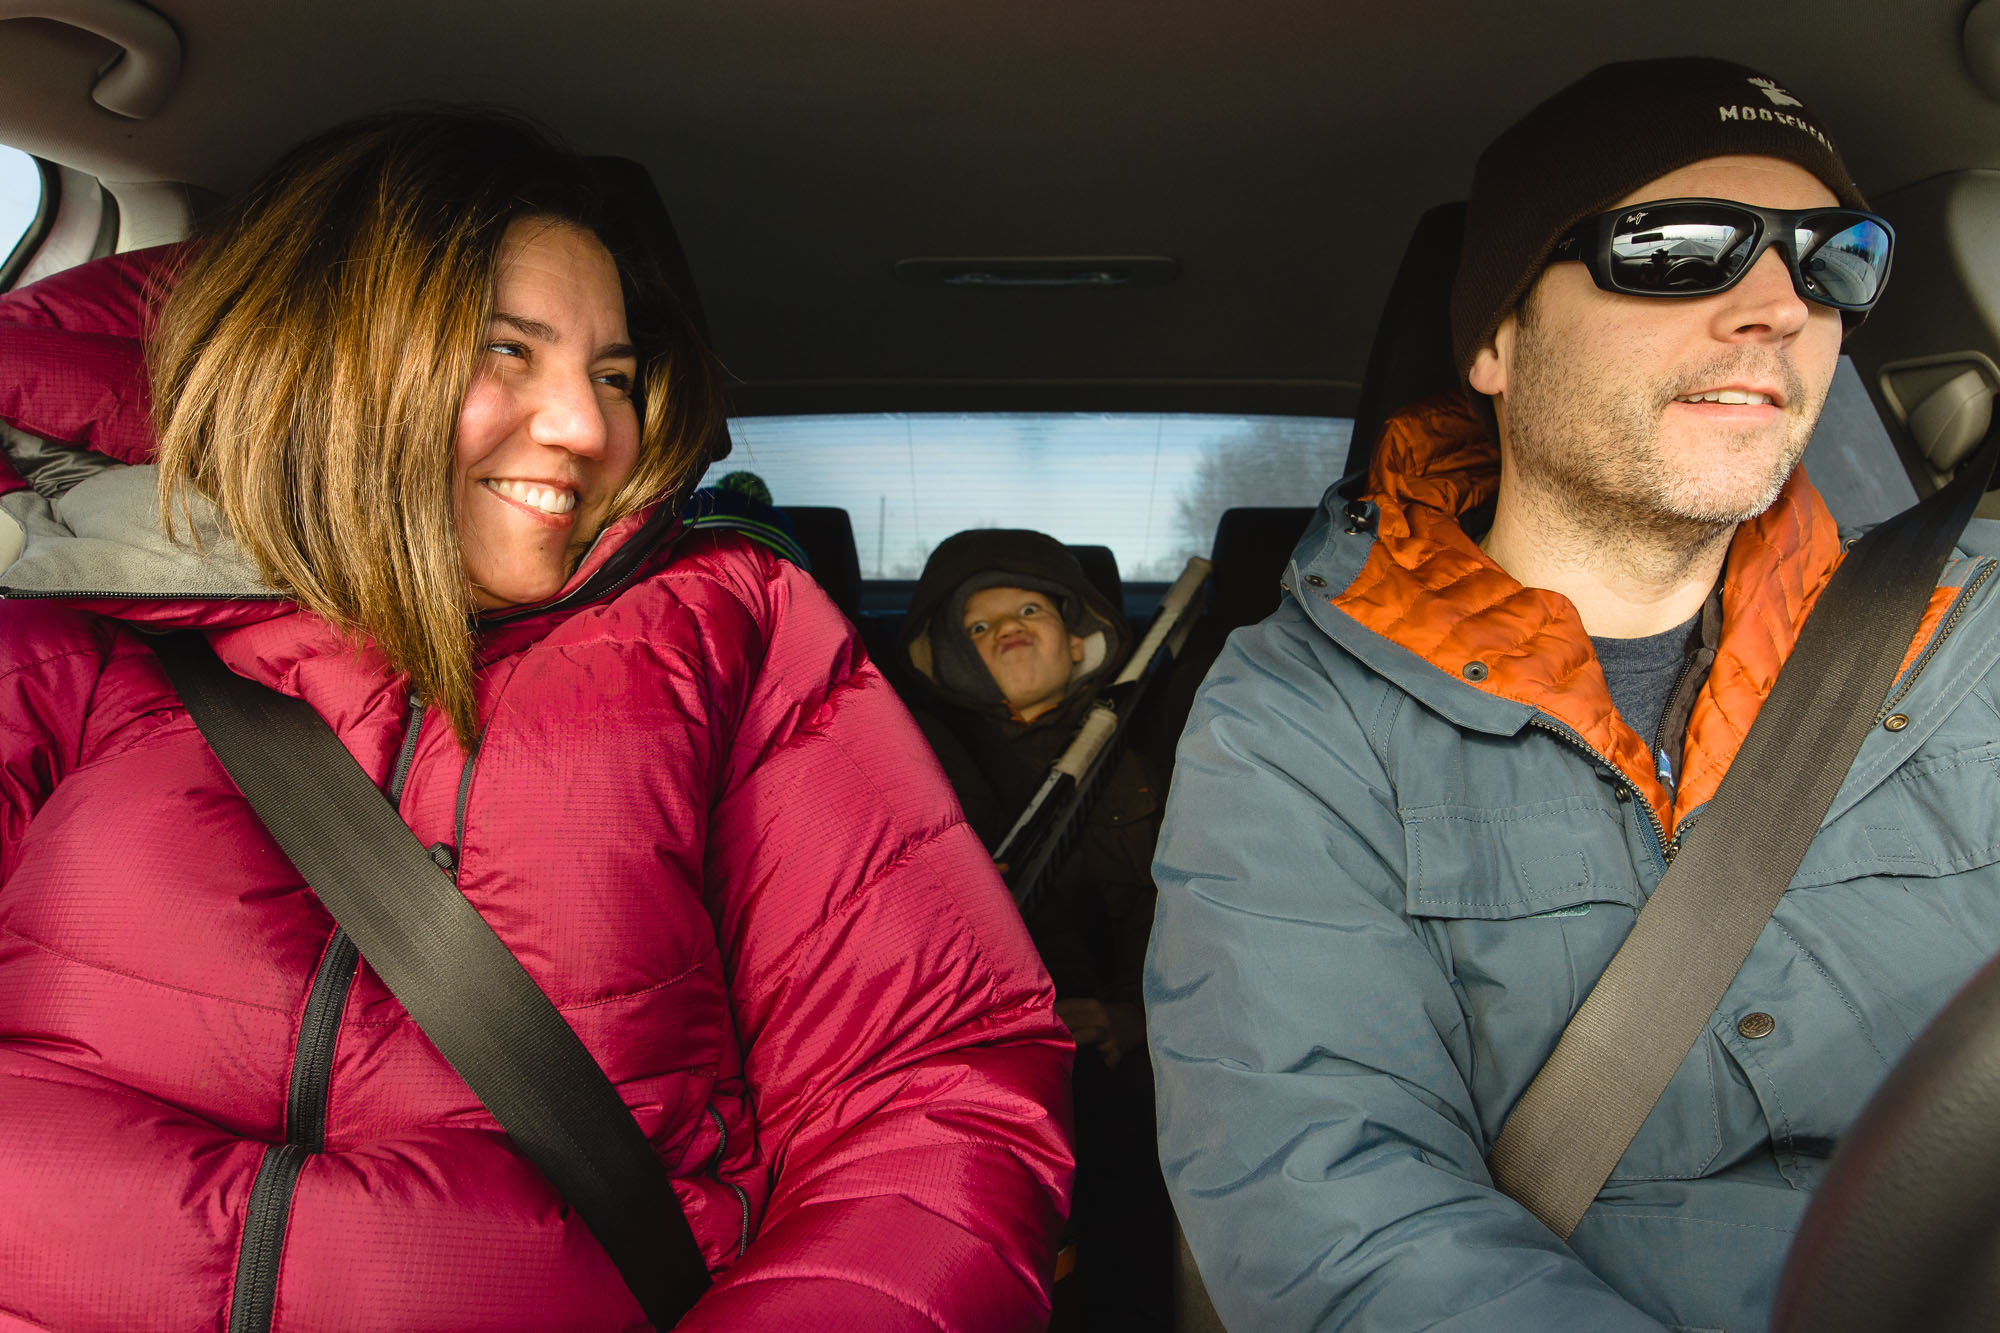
left=483, top=478, right=577, bottom=515
left=1675, top=389, right=1773, bottom=406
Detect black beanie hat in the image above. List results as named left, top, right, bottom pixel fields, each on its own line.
left=1450, top=57, right=1869, bottom=380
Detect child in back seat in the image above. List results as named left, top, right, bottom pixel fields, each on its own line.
left=897, top=527, right=1174, bottom=1330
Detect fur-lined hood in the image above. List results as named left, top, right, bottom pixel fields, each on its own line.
left=898, top=528, right=1128, bottom=721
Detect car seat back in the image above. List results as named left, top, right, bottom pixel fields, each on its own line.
left=1131, top=505, right=1314, bottom=772
left=1344, top=201, right=1466, bottom=487
left=1065, top=543, right=1124, bottom=619
left=1207, top=507, right=1314, bottom=634
left=786, top=506, right=865, bottom=622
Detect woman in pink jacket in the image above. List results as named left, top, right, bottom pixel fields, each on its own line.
left=0, top=110, right=1071, bottom=1330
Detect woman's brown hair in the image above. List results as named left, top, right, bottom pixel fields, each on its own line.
left=151, top=109, right=725, bottom=744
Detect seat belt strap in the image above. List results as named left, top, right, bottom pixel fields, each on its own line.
left=1489, top=432, right=2000, bottom=1240
left=151, top=632, right=712, bottom=1328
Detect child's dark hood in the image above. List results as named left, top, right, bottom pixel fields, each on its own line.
left=899, top=529, right=1130, bottom=719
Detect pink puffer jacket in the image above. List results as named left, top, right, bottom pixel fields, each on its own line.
left=0, top=251, right=1073, bottom=1331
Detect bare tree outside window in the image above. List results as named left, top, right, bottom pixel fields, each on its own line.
left=1171, top=417, right=1354, bottom=560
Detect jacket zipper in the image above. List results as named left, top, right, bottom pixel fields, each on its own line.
left=227, top=697, right=426, bottom=1333
left=478, top=507, right=671, bottom=629
left=1523, top=559, right=2000, bottom=878
left=1877, top=558, right=1997, bottom=720
left=450, top=724, right=487, bottom=883
left=227, top=1143, right=308, bottom=1333
left=482, top=558, right=646, bottom=626
left=1646, top=649, right=1705, bottom=796
left=1658, top=650, right=1702, bottom=747
left=1526, top=715, right=1675, bottom=871
left=705, top=1104, right=753, bottom=1258
left=0, top=587, right=284, bottom=601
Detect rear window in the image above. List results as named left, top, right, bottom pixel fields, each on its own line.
left=702, top=413, right=1355, bottom=581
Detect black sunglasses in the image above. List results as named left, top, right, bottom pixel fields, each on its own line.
left=1550, top=198, right=1895, bottom=311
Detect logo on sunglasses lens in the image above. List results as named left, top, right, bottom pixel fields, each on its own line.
left=1749, top=77, right=1802, bottom=108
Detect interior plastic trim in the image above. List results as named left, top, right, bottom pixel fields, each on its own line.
left=0, top=0, right=181, bottom=118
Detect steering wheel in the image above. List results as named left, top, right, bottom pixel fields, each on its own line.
left=1657, top=256, right=1729, bottom=291
left=1771, top=947, right=2000, bottom=1330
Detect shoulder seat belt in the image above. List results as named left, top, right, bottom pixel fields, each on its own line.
left=1489, top=431, right=2000, bottom=1240
left=151, top=631, right=711, bottom=1329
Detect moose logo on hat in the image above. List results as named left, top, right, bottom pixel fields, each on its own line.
left=1451, top=56, right=1868, bottom=380
left=1750, top=77, right=1803, bottom=107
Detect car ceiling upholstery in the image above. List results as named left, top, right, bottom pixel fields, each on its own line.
left=0, top=0, right=1996, bottom=416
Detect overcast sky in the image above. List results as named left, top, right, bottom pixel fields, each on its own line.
left=707, top=413, right=1352, bottom=580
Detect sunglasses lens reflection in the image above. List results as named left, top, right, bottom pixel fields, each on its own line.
left=1606, top=205, right=1758, bottom=293
left=1599, top=204, right=1890, bottom=308
left=1799, top=218, right=1892, bottom=306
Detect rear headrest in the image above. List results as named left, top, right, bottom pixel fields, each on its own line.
left=1064, top=543, right=1124, bottom=613
left=1345, top=202, right=1466, bottom=486
left=1209, top=507, right=1314, bottom=632
left=785, top=506, right=865, bottom=621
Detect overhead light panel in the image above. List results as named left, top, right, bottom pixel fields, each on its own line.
left=894, top=257, right=1179, bottom=289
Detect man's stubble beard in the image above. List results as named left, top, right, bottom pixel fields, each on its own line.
left=1499, top=311, right=1828, bottom=570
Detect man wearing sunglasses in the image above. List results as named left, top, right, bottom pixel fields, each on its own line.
left=1150, top=57, right=1999, bottom=1332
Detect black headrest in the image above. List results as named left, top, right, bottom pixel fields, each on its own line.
left=1344, top=202, right=1467, bottom=486
left=1209, top=507, right=1315, bottom=632
left=585, top=155, right=711, bottom=344
left=1065, top=544, right=1124, bottom=615
left=785, top=507, right=865, bottom=622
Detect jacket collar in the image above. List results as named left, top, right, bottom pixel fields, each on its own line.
left=1305, top=389, right=1858, bottom=833
left=1, top=460, right=686, bottom=683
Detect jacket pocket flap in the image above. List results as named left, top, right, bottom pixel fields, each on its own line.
left=1792, top=747, right=2000, bottom=888
left=1404, top=794, right=1646, bottom=920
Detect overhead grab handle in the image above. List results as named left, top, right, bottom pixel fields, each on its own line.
left=0, top=0, right=181, bottom=119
